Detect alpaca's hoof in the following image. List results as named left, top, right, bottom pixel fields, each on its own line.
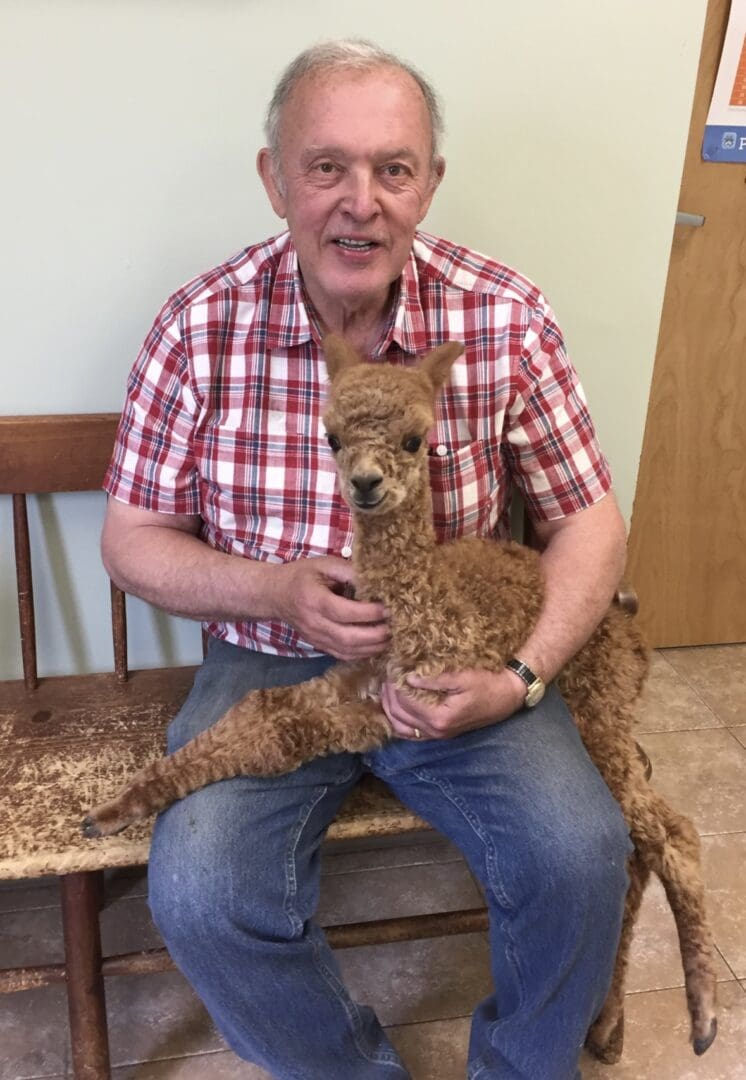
left=81, top=807, right=127, bottom=838
left=585, top=1013, right=624, bottom=1064
left=81, top=815, right=103, bottom=839
left=693, top=1017, right=717, bottom=1056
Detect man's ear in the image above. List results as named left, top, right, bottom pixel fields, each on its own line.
left=323, top=334, right=362, bottom=380
left=419, top=341, right=464, bottom=390
left=417, top=156, right=446, bottom=224
left=257, top=148, right=287, bottom=219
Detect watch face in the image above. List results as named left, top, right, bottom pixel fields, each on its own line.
left=525, top=680, right=546, bottom=707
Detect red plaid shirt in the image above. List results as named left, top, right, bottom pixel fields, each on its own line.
left=105, top=230, right=611, bottom=656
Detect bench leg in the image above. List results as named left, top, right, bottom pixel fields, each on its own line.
left=59, top=871, right=112, bottom=1080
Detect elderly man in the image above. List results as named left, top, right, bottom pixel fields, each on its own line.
left=103, top=39, right=631, bottom=1080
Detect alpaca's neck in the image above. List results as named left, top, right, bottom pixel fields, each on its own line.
left=352, top=487, right=442, bottom=612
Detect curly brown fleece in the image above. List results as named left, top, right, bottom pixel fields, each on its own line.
left=84, top=336, right=717, bottom=1062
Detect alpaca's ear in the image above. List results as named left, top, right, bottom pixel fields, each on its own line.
left=420, top=342, right=464, bottom=391
left=323, top=334, right=362, bottom=380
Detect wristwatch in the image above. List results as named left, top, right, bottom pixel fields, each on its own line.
left=506, top=658, right=546, bottom=708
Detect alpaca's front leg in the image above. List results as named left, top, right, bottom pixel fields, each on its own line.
left=83, top=661, right=390, bottom=838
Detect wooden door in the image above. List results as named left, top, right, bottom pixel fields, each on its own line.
left=626, top=0, right=746, bottom=648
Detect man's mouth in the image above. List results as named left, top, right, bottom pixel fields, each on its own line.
left=334, top=238, right=379, bottom=252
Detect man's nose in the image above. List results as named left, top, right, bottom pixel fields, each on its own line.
left=341, top=169, right=379, bottom=219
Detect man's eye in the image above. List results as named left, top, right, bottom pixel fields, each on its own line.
left=402, top=436, right=422, bottom=453
left=317, top=162, right=337, bottom=174
left=327, top=434, right=341, bottom=452
left=384, top=164, right=407, bottom=177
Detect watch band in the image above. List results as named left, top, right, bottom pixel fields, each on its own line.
left=506, top=658, right=546, bottom=708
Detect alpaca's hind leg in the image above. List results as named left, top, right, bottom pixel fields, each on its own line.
left=83, top=662, right=389, bottom=837
left=585, top=849, right=649, bottom=1064
left=629, top=789, right=718, bottom=1055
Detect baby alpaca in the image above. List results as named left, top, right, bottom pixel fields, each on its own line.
left=84, top=336, right=717, bottom=1061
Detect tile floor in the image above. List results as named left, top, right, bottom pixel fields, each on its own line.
left=2, top=644, right=745, bottom=1079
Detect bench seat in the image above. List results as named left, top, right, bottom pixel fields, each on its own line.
left=0, top=665, right=429, bottom=881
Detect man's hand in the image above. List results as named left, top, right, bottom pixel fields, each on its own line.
left=102, top=502, right=388, bottom=659
left=381, top=667, right=527, bottom=740
left=273, top=556, right=390, bottom=661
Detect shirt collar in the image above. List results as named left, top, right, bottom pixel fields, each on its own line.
left=265, top=235, right=315, bottom=349
left=264, top=232, right=427, bottom=356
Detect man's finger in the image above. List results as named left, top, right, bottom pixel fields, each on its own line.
left=406, top=672, right=459, bottom=692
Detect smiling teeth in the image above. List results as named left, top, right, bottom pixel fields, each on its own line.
left=337, top=239, right=374, bottom=249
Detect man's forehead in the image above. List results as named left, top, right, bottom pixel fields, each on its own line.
left=286, top=64, right=428, bottom=121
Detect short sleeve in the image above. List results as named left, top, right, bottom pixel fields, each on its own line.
left=104, top=300, right=201, bottom=514
left=504, top=302, right=612, bottom=521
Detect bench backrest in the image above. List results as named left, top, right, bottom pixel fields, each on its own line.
left=0, top=414, right=123, bottom=690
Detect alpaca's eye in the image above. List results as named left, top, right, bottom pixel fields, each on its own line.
left=327, top=434, right=341, bottom=453
left=402, top=436, right=422, bottom=453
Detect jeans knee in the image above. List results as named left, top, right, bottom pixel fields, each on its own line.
left=148, top=798, right=301, bottom=954
left=148, top=843, right=220, bottom=949
left=552, top=795, right=631, bottom=909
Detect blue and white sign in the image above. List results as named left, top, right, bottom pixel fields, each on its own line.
left=702, top=1, right=746, bottom=163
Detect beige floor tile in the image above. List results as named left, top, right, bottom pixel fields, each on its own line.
left=317, top=857, right=483, bottom=926
left=581, top=980, right=746, bottom=1079
left=626, top=876, right=731, bottom=993
left=388, top=1016, right=471, bottom=1079
left=113, top=1049, right=270, bottom=1078
left=732, top=725, right=746, bottom=749
left=105, top=970, right=226, bottom=1066
left=638, top=728, right=746, bottom=834
left=339, top=932, right=491, bottom=1027
left=662, top=645, right=746, bottom=727
left=702, top=833, right=746, bottom=979
left=637, top=652, right=722, bottom=734
left=0, top=983, right=71, bottom=1080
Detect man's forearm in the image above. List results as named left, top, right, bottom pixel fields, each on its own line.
left=103, top=523, right=284, bottom=624
left=516, top=495, right=628, bottom=683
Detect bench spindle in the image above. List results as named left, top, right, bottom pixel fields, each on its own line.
left=12, top=493, right=38, bottom=692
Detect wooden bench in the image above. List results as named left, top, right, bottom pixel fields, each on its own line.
left=0, top=414, right=490, bottom=1080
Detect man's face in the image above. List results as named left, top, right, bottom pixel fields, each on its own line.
left=258, top=66, right=443, bottom=319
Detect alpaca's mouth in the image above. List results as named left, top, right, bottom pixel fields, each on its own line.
left=351, top=492, right=387, bottom=512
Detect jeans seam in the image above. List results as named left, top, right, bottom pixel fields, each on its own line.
left=408, top=767, right=530, bottom=1071
left=283, top=784, right=329, bottom=935
left=374, top=763, right=526, bottom=1010
left=282, top=764, right=359, bottom=935
left=307, top=927, right=408, bottom=1072
left=283, top=778, right=407, bottom=1075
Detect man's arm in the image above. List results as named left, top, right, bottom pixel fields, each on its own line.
left=512, top=489, right=627, bottom=684
left=380, top=491, right=627, bottom=737
left=101, top=499, right=389, bottom=662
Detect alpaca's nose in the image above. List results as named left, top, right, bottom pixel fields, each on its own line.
left=351, top=472, right=383, bottom=498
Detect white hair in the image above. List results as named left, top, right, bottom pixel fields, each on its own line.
left=264, top=38, right=444, bottom=168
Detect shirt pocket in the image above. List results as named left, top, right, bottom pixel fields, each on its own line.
left=428, top=440, right=496, bottom=540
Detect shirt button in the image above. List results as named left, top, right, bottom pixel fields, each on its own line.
left=341, top=545, right=353, bottom=559
left=435, top=444, right=448, bottom=457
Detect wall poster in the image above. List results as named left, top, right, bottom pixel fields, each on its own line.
left=702, top=0, right=746, bottom=161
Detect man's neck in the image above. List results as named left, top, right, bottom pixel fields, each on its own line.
left=302, top=282, right=397, bottom=357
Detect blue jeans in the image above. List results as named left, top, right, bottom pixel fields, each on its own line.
left=148, top=640, right=631, bottom=1080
